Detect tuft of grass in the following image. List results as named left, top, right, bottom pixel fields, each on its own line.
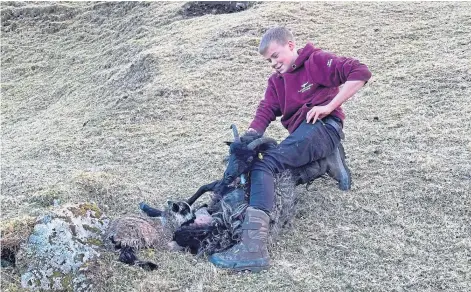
left=28, top=188, right=62, bottom=207
left=0, top=216, right=36, bottom=253
left=0, top=217, right=36, bottom=291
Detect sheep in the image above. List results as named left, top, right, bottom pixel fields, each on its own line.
left=182, top=124, right=278, bottom=208
left=175, top=125, right=301, bottom=234
left=211, top=124, right=338, bottom=239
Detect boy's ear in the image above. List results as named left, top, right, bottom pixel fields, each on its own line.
left=288, top=40, right=296, bottom=50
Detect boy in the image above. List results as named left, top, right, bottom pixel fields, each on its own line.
left=210, top=27, right=372, bottom=271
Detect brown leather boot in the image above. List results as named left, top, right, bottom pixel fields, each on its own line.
left=209, top=207, right=270, bottom=272
left=325, top=143, right=352, bottom=190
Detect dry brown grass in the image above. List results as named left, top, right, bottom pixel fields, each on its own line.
left=1, top=1, right=470, bottom=291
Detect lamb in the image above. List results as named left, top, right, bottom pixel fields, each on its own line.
left=139, top=190, right=247, bottom=255
left=105, top=200, right=202, bottom=269
left=104, top=215, right=162, bottom=271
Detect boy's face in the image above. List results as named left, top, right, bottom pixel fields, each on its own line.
left=262, top=40, right=297, bottom=74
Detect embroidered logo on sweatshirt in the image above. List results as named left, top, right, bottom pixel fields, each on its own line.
left=298, top=82, right=313, bottom=93
left=327, top=59, right=333, bottom=67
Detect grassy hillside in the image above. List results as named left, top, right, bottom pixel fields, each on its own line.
left=1, top=1, right=470, bottom=291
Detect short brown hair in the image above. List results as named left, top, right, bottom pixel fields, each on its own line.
left=258, top=27, right=294, bottom=55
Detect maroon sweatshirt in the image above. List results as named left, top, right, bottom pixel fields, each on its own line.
left=249, top=43, right=372, bottom=134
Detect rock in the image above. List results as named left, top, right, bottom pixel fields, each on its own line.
left=16, top=202, right=109, bottom=291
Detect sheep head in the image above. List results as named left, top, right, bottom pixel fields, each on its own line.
left=222, top=124, right=277, bottom=185
left=163, top=200, right=195, bottom=231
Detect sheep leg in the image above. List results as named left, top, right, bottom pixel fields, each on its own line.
left=139, top=202, right=163, bottom=217
left=119, top=246, right=137, bottom=265
left=119, top=246, right=158, bottom=271
left=186, top=180, right=221, bottom=206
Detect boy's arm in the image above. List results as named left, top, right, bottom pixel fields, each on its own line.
left=310, top=50, right=372, bottom=87
left=248, top=79, right=281, bottom=134
left=306, top=50, right=372, bottom=123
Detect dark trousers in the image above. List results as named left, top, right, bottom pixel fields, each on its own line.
left=249, top=116, right=343, bottom=213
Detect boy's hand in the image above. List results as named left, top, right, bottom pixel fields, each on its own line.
left=245, top=128, right=259, bottom=136
left=242, top=128, right=261, bottom=140
left=306, top=104, right=334, bottom=124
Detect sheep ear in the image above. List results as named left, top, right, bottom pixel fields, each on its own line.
left=258, top=142, right=277, bottom=152
left=167, top=200, right=179, bottom=212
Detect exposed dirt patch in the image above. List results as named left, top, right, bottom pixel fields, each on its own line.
left=180, top=1, right=252, bottom=17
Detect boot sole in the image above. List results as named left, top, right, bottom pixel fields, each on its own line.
left=232, top=260, right=270, bottom=272
left=337, top=144, right=352, bottom=191
left=223, top=262, right=270, bottom=273
left=233, top=265, right=269, bottom=273
left=209, top=256, right=270, bottom=273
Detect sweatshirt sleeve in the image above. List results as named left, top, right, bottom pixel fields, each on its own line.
left=249, top=79, right=281, bottom=134
left=309, top=50, right=372, bottom=87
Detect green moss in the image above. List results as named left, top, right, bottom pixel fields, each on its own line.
left=86, top=238, right=103, bottom=246
left=142, top=248, right=156, bottom=258
left=248, top=38, right=259, bottom=47
left=61, top=273, right=73, bottom=291
left=82, top=224, right=100, bottom=234
left=29, top=189, right=61, bottom=207
left=52, top=271, right=62, bottom=277
left=50, top=271, right=73, bottom=291
left=69, top=203, right=102, bottom=218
